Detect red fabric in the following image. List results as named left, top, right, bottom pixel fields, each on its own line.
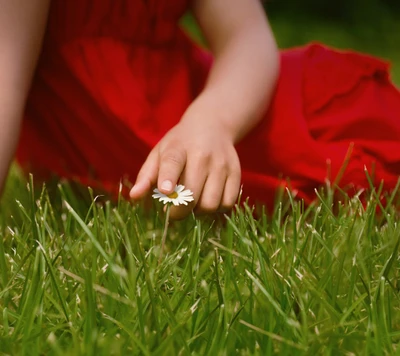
left=17, top=0, right=400, bottom=207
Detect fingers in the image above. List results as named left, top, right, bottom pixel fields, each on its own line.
left=130, top=144, right=188, bottom=200
left=130, top=134, right=241, bottom=219
left=194, top=173, right=225, bottom=214
left=157, top=147, right=187, bottom=195
left=195, top=163, right=241, bottom=214
left=170, top=155, right=241, bottom=219
left=129, top=148, right=159, bottom=200
left=167, top=154, right=205, bottom=219
left=219, top=172, right=241, bottom=211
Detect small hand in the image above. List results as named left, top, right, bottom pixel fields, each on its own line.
left=129, top=120, right=241, bottom=219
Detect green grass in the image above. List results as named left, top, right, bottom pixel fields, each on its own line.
left=270, top=16, right=400, bottom=86
left=0, top=12, right=399, bottom=355
left=1, top=168, right=400, bottom=355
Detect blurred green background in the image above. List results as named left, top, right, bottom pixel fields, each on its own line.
left=183, top=0, right=400, bottom=85
left=266, top=0, right=399, bottom=84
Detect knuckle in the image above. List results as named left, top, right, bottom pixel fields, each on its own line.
left=221, top=187, right=241, bottom=210
left=162, top=149, right=185, bottom=167
left=193, top=150, right=212, bottom=164
left=229, top=167, right=241, bottom=181
left=215, top=156, right=239, bottom=174
left=233, top=172, right=242, bottom=185
left=198, top=198, right=220, bottom=213
left=217, top=160, right=230, bottom=173
left=229, top=156, right=241, bottom=170
left=220, top=199, right=236, bottom=211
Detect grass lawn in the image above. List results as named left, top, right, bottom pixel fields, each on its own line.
left=1, top=170, right=400, bottom=355
left=1, top=13, right=400, bottom=356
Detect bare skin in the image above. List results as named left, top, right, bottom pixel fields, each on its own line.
left=0, top=0, right=50, bottom=193
left=0, top=0, right=278, bottom=220
left=130, top=0, right=279, bottom=219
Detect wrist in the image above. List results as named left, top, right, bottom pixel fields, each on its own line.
left=182, top=91, right=262, bottom=144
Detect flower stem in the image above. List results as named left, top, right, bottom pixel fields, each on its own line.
left=158, top=204, right=171, bottom=264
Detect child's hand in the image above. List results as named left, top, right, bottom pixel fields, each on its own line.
left=130, top=0, right=280, bottom=219
left=129, top=118, right=241, bottom=219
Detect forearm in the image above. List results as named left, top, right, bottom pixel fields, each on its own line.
left=131, top=0, right=275, bottom=216
left=189, top=0, right=279, bottom=143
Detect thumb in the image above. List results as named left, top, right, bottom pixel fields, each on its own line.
left=129, top=148, right=159, bottom=200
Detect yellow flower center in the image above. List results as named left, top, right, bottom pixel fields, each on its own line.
left=167, top=191, right=178, bottom=199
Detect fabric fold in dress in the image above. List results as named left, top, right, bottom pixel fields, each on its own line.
left=17, top=0, right=400, bottom=207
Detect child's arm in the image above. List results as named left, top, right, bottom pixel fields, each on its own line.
left=191, top=0, right=279, bottom=143
left=130, top=0, right=279, bottom=219
left=0, top=0, right=50, bottom=193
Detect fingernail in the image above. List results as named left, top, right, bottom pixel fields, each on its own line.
left=161, top=180, right=173, bottom=192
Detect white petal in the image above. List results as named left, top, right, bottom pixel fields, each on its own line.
left=152, top=184, right=194, bottom=206
left=176, top=185, right=185, bottom=193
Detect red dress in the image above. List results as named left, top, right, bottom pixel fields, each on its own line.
left=17, top=0, right=400, bottom=207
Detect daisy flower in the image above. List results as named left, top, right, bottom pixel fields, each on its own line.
left=152, top=184, right=194, bottom=206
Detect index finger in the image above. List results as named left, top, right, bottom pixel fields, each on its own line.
left=157, top=147, right=187, bottom=195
